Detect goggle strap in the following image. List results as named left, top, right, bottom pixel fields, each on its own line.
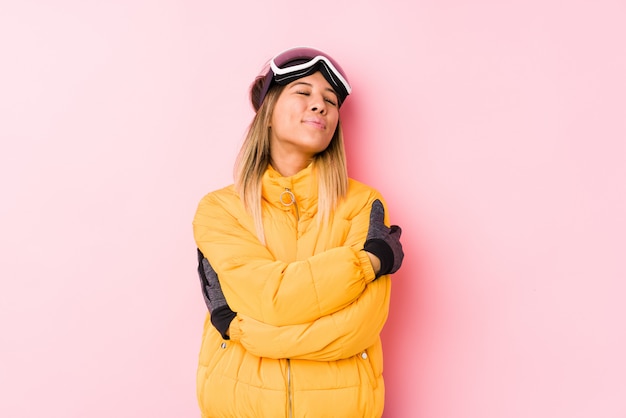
left=270, top=55, right=352, bottom=94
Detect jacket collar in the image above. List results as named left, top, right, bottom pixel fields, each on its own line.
left=262, top=164, right=318, bottom=217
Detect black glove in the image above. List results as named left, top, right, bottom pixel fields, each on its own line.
left=363, top=199, right=404, bottom=277
left=197, top=248, right=236, bottom=339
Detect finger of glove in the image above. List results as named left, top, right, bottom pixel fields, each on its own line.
left=388, top=236, right=404, bottom=274
left=385, top=226, right=404, bottom=274
left=390, top=243, right=404, bottom=274
left=197, top=249, right=213, bottom=311
left=200, top=257, right=228, bottom=311
left=367, top=199, right=390, bottom=241
left=389, top=225, right=402, bottom=238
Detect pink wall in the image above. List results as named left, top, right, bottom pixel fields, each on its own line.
left=1, top=1, right=625, bottom=417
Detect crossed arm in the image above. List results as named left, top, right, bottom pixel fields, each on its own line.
left=193, top=191, right=401, bottom=359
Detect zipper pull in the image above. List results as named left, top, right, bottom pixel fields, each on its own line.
left=280, top=188, right=299, bottom=220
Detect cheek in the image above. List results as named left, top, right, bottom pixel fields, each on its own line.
left=270, top=107, right=290, bottom=132
left=328, top=115, right=339, bottom=133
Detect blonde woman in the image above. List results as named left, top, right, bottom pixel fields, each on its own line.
left=193, top=47, right=404, bottom=418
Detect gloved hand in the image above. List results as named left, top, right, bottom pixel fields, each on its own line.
left=363, top=199, right=404, bottom=277
left=197, top=248, right=237, bottom=339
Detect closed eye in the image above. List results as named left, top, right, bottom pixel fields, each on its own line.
left=294, top=88, right=336, bottom=106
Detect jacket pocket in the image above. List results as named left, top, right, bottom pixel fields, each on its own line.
left=357, top=349, right=378, bottom=390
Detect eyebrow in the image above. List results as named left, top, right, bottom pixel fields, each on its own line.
left=290, top=81, right=338, bottom=97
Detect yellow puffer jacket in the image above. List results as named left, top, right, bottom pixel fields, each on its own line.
left=193, top=165, right=392, bottom=418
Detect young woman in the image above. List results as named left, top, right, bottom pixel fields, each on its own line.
left=193, top=47, right=404, bottom=418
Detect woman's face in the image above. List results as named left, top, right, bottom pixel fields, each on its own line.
left=269, top=72, right=340, bottom=162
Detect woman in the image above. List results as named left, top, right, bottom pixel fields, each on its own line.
left=193, top=47, right=404, bottom=418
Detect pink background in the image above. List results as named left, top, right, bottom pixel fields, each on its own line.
left=1, top=1, right=625, bottom=417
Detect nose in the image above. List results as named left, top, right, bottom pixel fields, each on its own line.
left=310, top=94, right=327, bottom=115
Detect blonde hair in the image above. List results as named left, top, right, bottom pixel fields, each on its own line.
left=234, top=76, right=348, bottom=243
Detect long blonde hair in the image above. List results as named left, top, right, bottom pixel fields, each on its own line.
left=234, top=76, right=349, bottom=243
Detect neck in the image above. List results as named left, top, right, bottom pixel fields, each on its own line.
left=270, top=153, right=313, bottom=177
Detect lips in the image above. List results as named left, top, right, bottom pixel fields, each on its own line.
left=302, top=117, right=326, bottom=130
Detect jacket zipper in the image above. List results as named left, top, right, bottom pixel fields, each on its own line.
left=280, top=188, right=297, bottom=417
left=287, top=358, right=293, bottom=418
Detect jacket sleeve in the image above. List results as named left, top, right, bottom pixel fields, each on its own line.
left=193, top=193, right=378, bottom=327
left=227, top=275, right=391, bottom=361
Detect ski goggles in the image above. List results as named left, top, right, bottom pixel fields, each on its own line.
left=256, top=47, right=352, bottom=109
